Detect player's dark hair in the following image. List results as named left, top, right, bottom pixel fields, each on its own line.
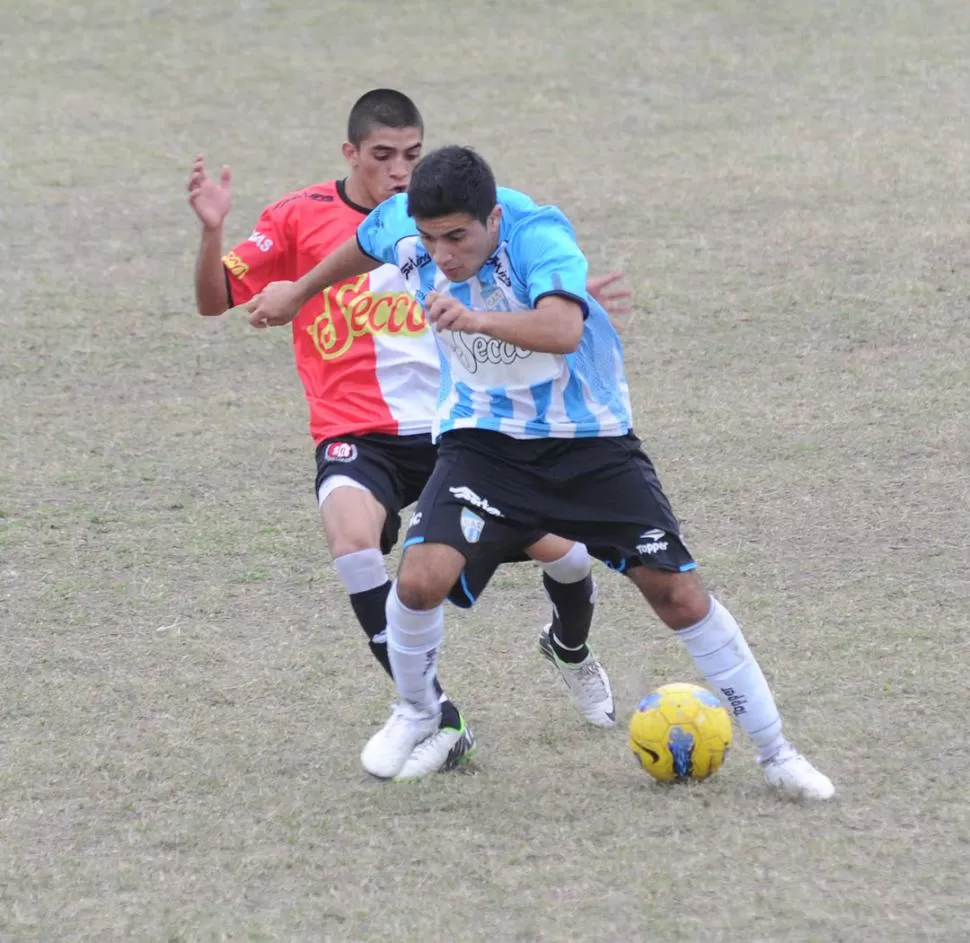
left=347, top=89, right=424, bottom=146
left=407, top=146, right=497, bottom=225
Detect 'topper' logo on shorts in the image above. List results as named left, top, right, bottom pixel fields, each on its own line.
left=324, top=442, right=358, bottom=463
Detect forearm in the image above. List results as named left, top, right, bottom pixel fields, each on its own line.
left=293, top=236, right=380, bottom=305
left=195, top=225, right=229, bottom=316
left=476, top=307, right=582, bottom=354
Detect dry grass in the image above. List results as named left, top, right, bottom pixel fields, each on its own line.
left=2, top=1, right=969, bottom=940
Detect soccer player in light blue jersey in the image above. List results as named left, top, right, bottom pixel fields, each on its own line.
left=248, top=147, right=835, bottom=800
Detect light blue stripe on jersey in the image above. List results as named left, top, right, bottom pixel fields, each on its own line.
left=561, top=370, right=600, bottom=436
left=567, top=300, right=629, bottom=434
left=523, top=380, right=553, bottom=437
left=453, top=381, right=475, bottom=418
left=487, top=388, right=515, bottom=421
left=436, top=347, right=452, bottom=408
left=434, top=280, right=473, bottom=423
left=447, top=281, right=473, bottom=307
left=416, top=244, right=439, bottom=299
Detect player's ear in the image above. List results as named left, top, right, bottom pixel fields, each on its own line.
left=486, top=205, right=502, bottom=234
left=341, top=141, right=358, bottom=166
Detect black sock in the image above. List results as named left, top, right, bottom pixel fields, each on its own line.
left=544, top=572, right=594, bottom=663
left=350, top=581, right=394, bottom=677
left=349, top=581, right=444, bottom=698
left=438, top=698, right=461, bottom=729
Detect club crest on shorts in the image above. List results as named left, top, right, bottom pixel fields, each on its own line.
left=460, top=507, right=485, bottom=544
left=324, top=441, right=357, bottom=463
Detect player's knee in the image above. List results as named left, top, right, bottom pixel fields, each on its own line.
left=659, top=581, right=710, bottom=629
left=633, top=569, right=710, bottom=629
left=321, top=505, right=384, bottom=557
left=328, top=531, right=380, bottom=558
left=398, top=545, right=465, bottom=611
left=397, top=572, right=446, bottom=610
left=396, top=565, right=449, bottom=611
left=319, top=484, right=386, bottom=558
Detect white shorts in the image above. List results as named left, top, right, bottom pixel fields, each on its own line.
left=317, top=474, right=372, bottom=507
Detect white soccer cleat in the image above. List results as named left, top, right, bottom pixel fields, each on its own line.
left=760, top=746, right=836, bottom=800
left=539, top=624, right=616, bottom=728
left=361, top=702, right=440, bottom=779
left=394, top=712, right=477, bottom=781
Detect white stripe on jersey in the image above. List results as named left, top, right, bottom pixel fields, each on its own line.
left=365, top=264, right=438, bottom=435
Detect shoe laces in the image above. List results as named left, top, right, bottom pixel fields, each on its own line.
left=569, top=659, right=608, bottom=702
left=387, top=701, right=437, bottom=729
left=759, top=742, right=798, bottom=767
left=402, top=728, right=446, bottom=763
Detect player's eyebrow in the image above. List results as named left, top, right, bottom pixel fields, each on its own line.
left=417, top=226, right=465, bottom=240
left=370, top=143, right=421, bottom=153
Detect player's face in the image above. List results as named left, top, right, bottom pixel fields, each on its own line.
left=343, top=126, right=423, bottom=207
left=415, top=206, right=502, bottom=283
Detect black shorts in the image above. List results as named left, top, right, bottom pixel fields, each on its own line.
left=315, top=433, right=439, bottom=555
left=402, top=429, right=695, bottom=575
left=314, top=432, right=541, bottom=605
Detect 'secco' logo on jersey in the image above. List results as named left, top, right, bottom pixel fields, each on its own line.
left=222, top=251, right=249, bottom=279
left=306, top=275, right=428, bottom=361
left=451, top=332, right=534, bottom=375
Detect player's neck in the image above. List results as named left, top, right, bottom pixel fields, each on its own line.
left=341, top=175, right=377, bottom=214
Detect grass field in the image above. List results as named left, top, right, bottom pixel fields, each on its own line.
left=3, top=1, right=970, bottom=940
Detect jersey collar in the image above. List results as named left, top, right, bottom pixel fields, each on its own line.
left=336, top=178, right=374, bottom=216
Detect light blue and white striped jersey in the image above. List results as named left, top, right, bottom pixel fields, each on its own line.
left=356, top=187, right=632, bottom=440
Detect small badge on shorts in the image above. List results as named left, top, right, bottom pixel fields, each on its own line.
left=460, top=507, right=485, bottom=544
left=324, top=442, right=358, bottom=463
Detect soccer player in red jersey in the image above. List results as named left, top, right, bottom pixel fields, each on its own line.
left=188, top=90, right=627, bottom=778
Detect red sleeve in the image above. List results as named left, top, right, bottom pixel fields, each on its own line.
left=222, top=203, right=292, bottom=305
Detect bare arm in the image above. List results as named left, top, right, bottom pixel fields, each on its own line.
left=477, top=296, right=584, bottom=353
left=195, top=224, right=229, bottom=316
left=426, top=293, right=585, bottom=354
left=292, top=237, right=381, bottom=305
left=247, top=236, right=381, bottom=328
left=187, top=154, right=233, bottom=316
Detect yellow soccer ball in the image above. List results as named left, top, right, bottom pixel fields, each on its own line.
left=629, top=683, right=733, bottom=783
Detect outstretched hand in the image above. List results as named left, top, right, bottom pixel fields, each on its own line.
left=588, top=270, right=631, bottom=310
left=187, top=153, right=232, bottom=230
left=587, top=270, right=638, bottom=332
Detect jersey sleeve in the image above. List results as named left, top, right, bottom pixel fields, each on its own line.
left=508, top=207, right=590, bottom=317
left=355, top=194, right=416, bottom=266
left=222, top=204, right=292, bottom=305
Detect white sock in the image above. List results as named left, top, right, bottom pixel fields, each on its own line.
left=333, top=548, right=388, bottom=594
left=385, top=582, right=443, bottom=716
left=540, top=542, right=592, bottom=584
left=676, top=597, right=787, bottom=760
